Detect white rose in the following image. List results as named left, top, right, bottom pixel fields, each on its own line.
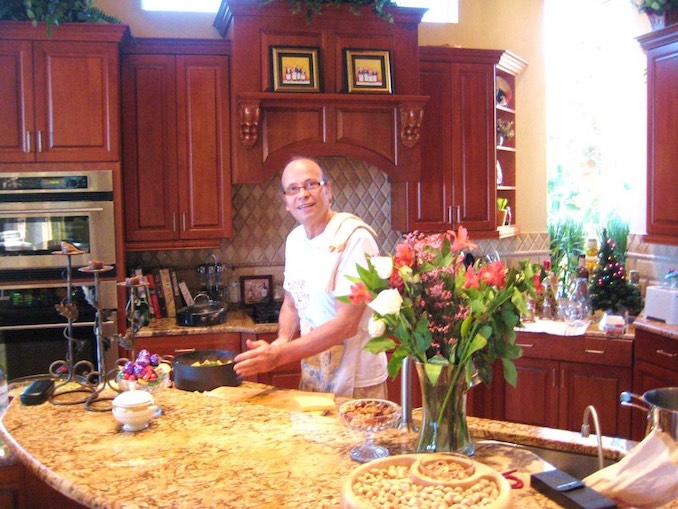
left=368, top=288, right=403, bottom=316
left=367, top=315, right=387, bottom=337
left=371, top=256, right=394, bottom=279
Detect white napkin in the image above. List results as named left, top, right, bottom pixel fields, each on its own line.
left=584, top=428, right=678, bottom=508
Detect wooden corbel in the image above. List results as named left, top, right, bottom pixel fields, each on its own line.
left=238, top=99, right=261, bottom=149
left=399, top=103, right=424, bottom=148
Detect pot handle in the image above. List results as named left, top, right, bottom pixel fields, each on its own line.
left=193, top=292, right=210, bottom=304
left=620, top=391, right=650, bottom=412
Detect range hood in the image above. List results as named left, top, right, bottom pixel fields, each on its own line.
left=214, top=0, right=429, bottom=183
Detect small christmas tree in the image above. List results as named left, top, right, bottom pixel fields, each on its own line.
left=589, top=229, right=642, bottom=315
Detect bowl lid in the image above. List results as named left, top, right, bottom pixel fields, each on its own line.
left=113, top=390, right=154, bottom=408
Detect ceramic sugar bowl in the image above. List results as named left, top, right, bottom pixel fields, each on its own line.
left=112, top=390, right=159, bottom=432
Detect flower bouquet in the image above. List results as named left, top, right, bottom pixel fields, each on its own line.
left=340, top=227, right=538, bottom=454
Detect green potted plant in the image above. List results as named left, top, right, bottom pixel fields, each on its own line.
left=259, top=0, right=397, bottom=23
left=631, top=0, right=678, bottom=29
left=0, top=0, right=120, bottom=34
left=496, top=119, right=515, bottom=146
left=497, top=198, right=508, bottom=227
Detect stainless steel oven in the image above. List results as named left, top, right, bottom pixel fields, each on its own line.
left=0, top=280, right=118, bottom=382
left=0, top=170, right=116, bottom=279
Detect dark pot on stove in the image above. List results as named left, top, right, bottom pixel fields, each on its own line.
left=176, top=293, right=226, bottom=327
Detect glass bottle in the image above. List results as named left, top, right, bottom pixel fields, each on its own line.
left=228, top=266, right=241, bottom=311
left=540, top=260, right=557, bottom=320
left=585, top=238, right=599, bottom=274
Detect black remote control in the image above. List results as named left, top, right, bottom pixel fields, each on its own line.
left=20, top=379, right=55, bottom=406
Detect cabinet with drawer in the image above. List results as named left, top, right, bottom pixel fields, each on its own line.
left=492, top=332, right=633, bottom=438
left=632, top=327, right=678, bottom=441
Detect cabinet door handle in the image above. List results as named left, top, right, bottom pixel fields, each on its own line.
left=552, top=368, right=557, bottom=388
left=25, top=131, right=32, bottom=153
left=182, top=212, right=186, bottom=232
left=447, top=206, right=453, bottom=224
left=657, top=349, right=677, bottom=358
left=584, top=349, right=605, bottom=355
left=174, top=348, right=195, bottom=354
left=516, top=343, right=534, bottom=348
left=172, top=213, right=177, bottom=232
left=36, top=131, right=43, bottom=152
left=456, top=205, right=461, bottom=223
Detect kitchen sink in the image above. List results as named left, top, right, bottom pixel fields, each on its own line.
left=518, top=444, right=617, bottom=479
left=476, top=440, right=617, bottom=479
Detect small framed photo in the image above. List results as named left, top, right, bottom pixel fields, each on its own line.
left=270, top=46, right=320, bottom=93
left=344, top=49, right=392, bottom=94
left=240, top=275, right=273, bottom=306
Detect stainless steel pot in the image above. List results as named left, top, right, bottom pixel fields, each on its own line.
left=173, top=350, right=240, bottom=392
left=620, top=387, right=678, bottom=440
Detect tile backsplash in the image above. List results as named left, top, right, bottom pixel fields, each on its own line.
left=126, top=157, right=678, bottom=296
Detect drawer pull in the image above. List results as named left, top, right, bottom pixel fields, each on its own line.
left=584, top=349, right=605, bottom=355
left=174, top=348, right=196, bottom=354
left=516, top=343, right=534, bottom=348
left=657, top=349, right=677, bottom=358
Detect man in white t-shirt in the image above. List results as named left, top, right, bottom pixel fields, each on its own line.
left=233, top=157, right=388, bottom=398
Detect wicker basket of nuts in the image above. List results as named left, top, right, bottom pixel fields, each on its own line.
left=341, top=453, right=513, bottom=509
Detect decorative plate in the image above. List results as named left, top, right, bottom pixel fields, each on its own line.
left=496, top=76, right=513, bottom=107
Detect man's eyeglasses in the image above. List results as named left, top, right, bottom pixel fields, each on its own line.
left=283, top=180, right=327, bottom=196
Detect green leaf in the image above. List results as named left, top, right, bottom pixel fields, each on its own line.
left=364, top=336, right=396, bottom=354
left=502, top=358, right=518, bottom=386
left=386, top=347, right=409, bottom=378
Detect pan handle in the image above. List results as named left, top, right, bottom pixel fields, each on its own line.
left=620, top=391, right=650, bottom=412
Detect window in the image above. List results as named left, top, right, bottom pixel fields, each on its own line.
left=142, top=0, right=458, bottom=22
left=545, top=0, right=647, bottom=234
left=141, top=0, right=221, bottom=13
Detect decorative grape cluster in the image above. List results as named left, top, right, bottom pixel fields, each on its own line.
left=119, top=350, right=168, bottom=389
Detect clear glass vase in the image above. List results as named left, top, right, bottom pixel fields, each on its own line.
left=414, top=361, right=474, bottom=456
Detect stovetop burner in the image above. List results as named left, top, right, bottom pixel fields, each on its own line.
left=251, top=301, right=282, bottom=324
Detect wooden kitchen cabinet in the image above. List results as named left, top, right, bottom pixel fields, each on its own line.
left=393, top=47, right=526, bottom=237
left=122, top=39, right=232, bottom=250
left=639, top=25, right=678, bottom=245
left=0, top=23, right=127, bottom=164
left=495, top=332, right=633, bottom=438
left=132, top=332, right=241, bottom=358
left=632, top=327, right=678, bottom=441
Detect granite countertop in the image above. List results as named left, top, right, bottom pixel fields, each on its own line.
left=0, top=382, right=638, bottom=509
left=134, top=309, right=278, bottom=337
left=633, top=315, right=678, bottom=340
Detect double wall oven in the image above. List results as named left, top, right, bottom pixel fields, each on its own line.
left=0, top=170, right=119, bottom=381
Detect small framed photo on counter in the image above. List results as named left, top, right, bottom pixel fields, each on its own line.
left=240, top=275, right=273, bottom=306
left=344, top=48, right=392, bottom=94
left=270, top=46, right=320, bottom=92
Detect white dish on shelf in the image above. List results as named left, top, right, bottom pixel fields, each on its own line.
left=496, top=76, right=512, bottom=107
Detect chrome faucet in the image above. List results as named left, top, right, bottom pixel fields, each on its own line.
left=581, top=405, right=604, bottom=471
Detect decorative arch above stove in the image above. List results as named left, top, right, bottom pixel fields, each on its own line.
left=214, top=0, right=428, bottom=183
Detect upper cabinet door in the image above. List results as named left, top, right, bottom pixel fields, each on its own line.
left=0, top=40, right=34, bottom=162
left=122, top=54, right=179, bottom=243
left=450, top=62, right=496, bottom=231
left=176, top=55, right=232, bottom=240
left=33, top=41, right=120, bottom=162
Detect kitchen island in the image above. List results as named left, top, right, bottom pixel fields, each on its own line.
left=0, top=381, right=637, bottom=509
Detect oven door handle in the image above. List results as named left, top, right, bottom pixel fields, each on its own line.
left=0, top=207, right=104, bottom=216
left=0, top=321, right=97, bottom=331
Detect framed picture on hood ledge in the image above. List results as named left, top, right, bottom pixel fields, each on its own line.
left=345, top=48, right=393, bottom=94
left=270, top=46, right=320, bottom=92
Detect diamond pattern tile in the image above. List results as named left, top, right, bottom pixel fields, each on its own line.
left=126, top=160, right=678, bottom=291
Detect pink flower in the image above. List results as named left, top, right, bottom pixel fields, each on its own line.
left=348, top=283, right=372, bottom=305
left=450, top=226, right=478, bottom=252
left=394, top=243, right=414, bottom=268
left=480, top=261, right=506, bottom=288
left=464, top=266, right=481, bottom=289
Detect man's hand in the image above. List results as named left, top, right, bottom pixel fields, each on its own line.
left=233, top=339, right=280, bottom=377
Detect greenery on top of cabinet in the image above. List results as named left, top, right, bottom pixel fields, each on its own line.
left=0, top=0, right=121, bottom=35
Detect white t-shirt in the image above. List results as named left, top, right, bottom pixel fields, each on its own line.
left=283, top=219, right=388, bottom=397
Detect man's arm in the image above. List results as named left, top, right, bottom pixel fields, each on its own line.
left=233, top=298, right=365, bottom=377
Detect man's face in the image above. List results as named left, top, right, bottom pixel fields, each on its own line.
left=281, top=159, right=333, bottom=229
